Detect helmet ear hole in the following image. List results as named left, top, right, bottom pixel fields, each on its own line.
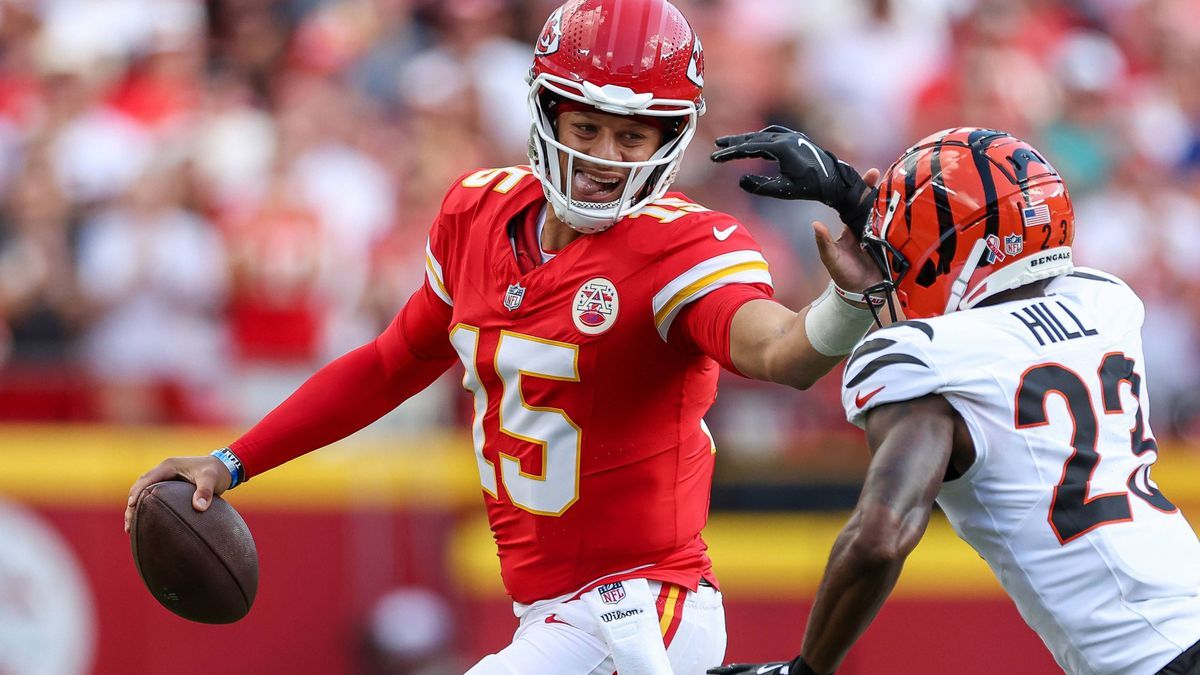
left=915, top=260, right=939, bottom=288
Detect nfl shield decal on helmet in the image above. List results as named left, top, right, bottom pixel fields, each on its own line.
left=503, top=283, right=526, bottom=311
left=1004, top=233, right=1024, bottom=256
left=572, top=277, right=619, bottom=335
left=598, top=582, right=626, bottom=605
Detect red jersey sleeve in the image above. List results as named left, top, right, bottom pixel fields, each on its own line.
left=228, top=283, right=455, bottom=478
left=646, top=195, right=774, bottom=343
left=671, top=282, right=773, bottom=376
left=228, top=180, right=469, bottom=477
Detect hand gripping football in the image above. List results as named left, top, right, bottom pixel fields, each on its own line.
left=130, top=481, right=258, bottom=623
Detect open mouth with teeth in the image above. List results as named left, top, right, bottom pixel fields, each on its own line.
left=571, top=166, right=626, bottom=206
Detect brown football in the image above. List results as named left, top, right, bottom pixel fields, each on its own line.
left=130, top=480, right=258, bottom=623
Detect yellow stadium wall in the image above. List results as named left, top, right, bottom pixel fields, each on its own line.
left=2, top=425, right=1198, bottom=674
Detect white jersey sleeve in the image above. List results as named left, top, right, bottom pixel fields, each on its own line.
left=841, top=320, right=944, bottom=429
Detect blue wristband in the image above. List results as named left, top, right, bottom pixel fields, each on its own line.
left=210, top=448, right=245, bottom=489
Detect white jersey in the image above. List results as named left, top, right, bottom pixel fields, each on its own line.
left=841, top=268, right=1200, bottom=675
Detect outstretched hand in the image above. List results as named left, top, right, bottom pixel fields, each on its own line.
left=711, top=125, right=877, bottom=235
left=813, top=166, right=881, bottom=296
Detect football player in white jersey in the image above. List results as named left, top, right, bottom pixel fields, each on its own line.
left=710, top=128, right=1200, bottom=675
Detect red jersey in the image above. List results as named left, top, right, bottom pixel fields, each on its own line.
left=425, top=166, right=773, bottom=603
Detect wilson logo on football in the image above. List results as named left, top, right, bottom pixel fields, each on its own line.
left=572, top=277, right=619, bottom=335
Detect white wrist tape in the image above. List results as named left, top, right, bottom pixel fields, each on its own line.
left=804, top=281, right=875, bottom=356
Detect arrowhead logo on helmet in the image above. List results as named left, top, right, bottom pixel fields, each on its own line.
left=687, top=32, right=704, bottom=88
left=535, top=6, right=564, bottom=56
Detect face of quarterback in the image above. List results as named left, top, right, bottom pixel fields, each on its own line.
left=555, top=110, right=665, bottom=204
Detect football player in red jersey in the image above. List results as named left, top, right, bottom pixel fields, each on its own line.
left=124, top=1, right=882, bottom=673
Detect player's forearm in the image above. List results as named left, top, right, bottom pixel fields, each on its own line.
left=231, top=338, right=454, bottom=477
left=800, top=514, right=908, bottom=672
left=799, top=398, right=956, bottom=670
left=763, top=310, right=846, bottom=389
left=729, top=300, right=847, bottom=389
left=231, top=285, right=457, bottom=477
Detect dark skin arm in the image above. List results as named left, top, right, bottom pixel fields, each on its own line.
left=708, top=395, right=977, bottom=675
left=799, top=394, right=958, bottom=673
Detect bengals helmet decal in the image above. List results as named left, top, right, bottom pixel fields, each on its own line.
left=862, top=128, right=1075, bottom=322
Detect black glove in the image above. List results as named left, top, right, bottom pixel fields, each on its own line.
left=708, top=656, right=821, bottom=675
left=711, top=125, right=876, bottom=232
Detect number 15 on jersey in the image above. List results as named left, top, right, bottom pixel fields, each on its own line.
left=450, top=325, right=582, bottom=517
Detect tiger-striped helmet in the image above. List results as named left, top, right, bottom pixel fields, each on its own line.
left=862, top=128, right=1075, bottom=321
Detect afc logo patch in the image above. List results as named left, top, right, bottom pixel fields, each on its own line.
left=597, top=582, right=626, bottom=605
left=572, top=277, right=619, bottom=335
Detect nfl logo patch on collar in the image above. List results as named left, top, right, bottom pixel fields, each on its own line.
left=503, top=283, right=526, bottom=311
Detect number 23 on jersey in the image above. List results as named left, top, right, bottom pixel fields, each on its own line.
left=1016, top=352, right=1176, bottom=544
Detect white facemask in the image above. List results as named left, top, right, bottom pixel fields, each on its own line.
left=526, top=74, right=701, bottom=234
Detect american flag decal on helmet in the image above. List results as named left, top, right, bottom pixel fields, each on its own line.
left=1022, top=203, right=1051, bottom=227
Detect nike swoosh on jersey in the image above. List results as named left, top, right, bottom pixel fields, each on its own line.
left=855, top=385, right=886, bottom=408
left=545, top=613, right=573, bottom=627
left=713, top=224, right=738, bottom=240
left=756, top=665, right=786, bottom=675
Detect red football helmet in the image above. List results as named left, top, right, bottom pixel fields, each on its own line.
left=862, top=128, right=1076, bottom=322
left=527, top=0, right=705, bottom=233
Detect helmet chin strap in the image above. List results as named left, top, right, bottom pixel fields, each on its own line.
left=944, top=238, right=989, bottom=315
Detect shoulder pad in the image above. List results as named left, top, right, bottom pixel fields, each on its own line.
left=442, top=165, right=540, bottom=215
left=842, top=325, right=944, bottom=428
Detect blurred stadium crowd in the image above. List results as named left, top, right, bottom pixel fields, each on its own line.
left=1, top=0, right=1199, bottom=447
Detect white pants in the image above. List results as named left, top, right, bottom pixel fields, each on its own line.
left=467, top=579, right=726, bottom=675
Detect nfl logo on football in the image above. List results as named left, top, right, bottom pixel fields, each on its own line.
left=503, top=283, right=526, bottom=311
left=598, top=582, right=626, bottom=605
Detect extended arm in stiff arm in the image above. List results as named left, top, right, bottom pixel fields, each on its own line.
left=726, top=215, right=881, bottom=389
left=798, top=395, right=956, bottom=673
left=226, top=283, right=456, bottom=477
left=124, top=283, right=456, bottom=531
